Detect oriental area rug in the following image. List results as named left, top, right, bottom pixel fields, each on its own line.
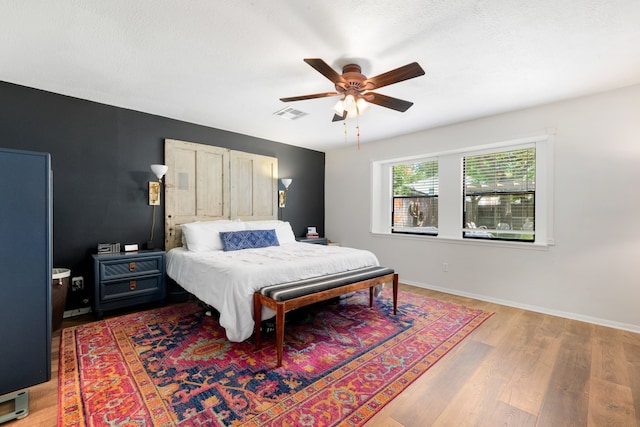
left=59, top=289, right=493, bottom=426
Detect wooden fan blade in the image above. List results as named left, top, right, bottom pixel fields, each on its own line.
left=364, top=62, right=425, bottom=90
left=332, top=110, right=347, bottom=122
left=367, top=92, right=414, bottom=112
left=304, top=58, right=347, bottom=85
left=280, top=92, right=339, bottom=102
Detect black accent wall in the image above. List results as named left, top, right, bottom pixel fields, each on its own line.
left=0, top=81, right=325, bottom=308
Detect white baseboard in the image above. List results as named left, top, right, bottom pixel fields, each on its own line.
left=402, top=280, right=640, bottom=334
left=63, top=307, right=92, bottom=318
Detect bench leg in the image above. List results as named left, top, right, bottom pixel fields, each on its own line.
left=369, top=286, right=374, bottom=307
left=275, top=304, right=285, bottom=367
left=393, top=273, right=399, bottom=315
left=254, top=293, right=262, bottom=350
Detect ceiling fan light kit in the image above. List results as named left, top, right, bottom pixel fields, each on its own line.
left=332, top=94, right=370, bottom=118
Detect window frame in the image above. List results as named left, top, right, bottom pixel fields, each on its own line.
left=462, top=145, right=537, bottom=243
left=391, top=158, right=439, bottom=236
left=370, top=133, right=554, bottom=248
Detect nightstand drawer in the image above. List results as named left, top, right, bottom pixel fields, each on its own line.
left=98, top=255, right=163, bottom=280
left=100, top=275, right=162, bottom=302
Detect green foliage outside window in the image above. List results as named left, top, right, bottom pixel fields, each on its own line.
left=392, top=160, right=438, bottom=233
left=393, top=161, right=438, bottom=196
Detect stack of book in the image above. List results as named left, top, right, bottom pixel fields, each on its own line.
left=306, top=226, right=318, bottom=239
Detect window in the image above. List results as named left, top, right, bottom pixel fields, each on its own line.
left=463, top=147, right=536, bottom=242
left=371, top=133, right=552, bottom=247
left=392, top=159, right=438, bottom=235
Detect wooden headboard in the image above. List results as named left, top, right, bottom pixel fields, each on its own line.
left=163, top=139, right=278, bottom=250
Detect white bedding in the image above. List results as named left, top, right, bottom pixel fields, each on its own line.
left=166, top=242, right=379, bottom=342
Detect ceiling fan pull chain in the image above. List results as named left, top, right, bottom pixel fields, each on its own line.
left=355, top=103, right=361, bottom=150
left=355, top=104, right=361, bottom=149
left=344, top=122, right=348, bottom=144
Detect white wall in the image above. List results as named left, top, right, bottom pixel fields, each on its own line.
left=325, top=84, right=640, bottom=331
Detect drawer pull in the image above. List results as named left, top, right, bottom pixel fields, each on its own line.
left=129, top=281, right=137, bottom=291
left=129, top=262, right=136, bottom=272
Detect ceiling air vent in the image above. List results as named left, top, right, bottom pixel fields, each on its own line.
left=273, top=106, right=307, bottom=120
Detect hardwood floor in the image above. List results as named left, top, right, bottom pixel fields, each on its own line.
left=3, top=284, right=639, bottom=426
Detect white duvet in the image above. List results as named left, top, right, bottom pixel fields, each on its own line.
left=166, top=242, right=379, bottom=342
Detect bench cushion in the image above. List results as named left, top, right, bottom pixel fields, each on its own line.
left=259, top=266, right=395, bottom=302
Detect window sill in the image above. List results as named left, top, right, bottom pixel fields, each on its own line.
left=371, top=231, right=553, bottom=251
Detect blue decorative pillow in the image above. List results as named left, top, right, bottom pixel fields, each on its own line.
left=220, top=229, right=280, bottom=251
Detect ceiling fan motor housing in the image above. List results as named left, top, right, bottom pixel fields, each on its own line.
left=336, top=64, right=374, bottom=99
left=337, top=64, right=374, bottom=94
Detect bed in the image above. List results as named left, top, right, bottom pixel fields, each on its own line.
left=166, top=219, right=381, bottom=342
left=162, top=140, right=391, bottom=345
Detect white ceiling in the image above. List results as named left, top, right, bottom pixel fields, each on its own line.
left=2, top=1, right=640, bottom=152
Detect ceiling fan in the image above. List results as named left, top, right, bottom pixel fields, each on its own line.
left=280, top=58, right=425, bottom=122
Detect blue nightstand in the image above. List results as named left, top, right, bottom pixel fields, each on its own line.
left=92, top=249, right=166, bottom=318
left=296, top=237, right=328, bottom=245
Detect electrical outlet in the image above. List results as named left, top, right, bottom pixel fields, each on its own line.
left=71, top=276, right=84, bottom=291
left=442, top=262, right=449, bottom=272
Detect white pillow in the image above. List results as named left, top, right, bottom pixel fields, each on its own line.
left=275, top=221, right=296, bottom=243
left=244, top=220, right=282, bottom=230
left=181, top=220, right=246, bottom=252
left=244, top=220, right=296, bottom=244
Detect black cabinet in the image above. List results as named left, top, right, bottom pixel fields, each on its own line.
left=92, top=250, right=166, bottom=318
left=0, top=149, right=52, bottom=396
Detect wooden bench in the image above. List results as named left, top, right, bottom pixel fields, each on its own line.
left=253, top=266, right=398, bottom=367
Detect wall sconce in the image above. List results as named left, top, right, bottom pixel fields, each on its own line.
left=148, top=164, right=168, bottom=249
left=148, top=164, right=168, bottom=205
left=279, top=178, right=292, bottom=208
